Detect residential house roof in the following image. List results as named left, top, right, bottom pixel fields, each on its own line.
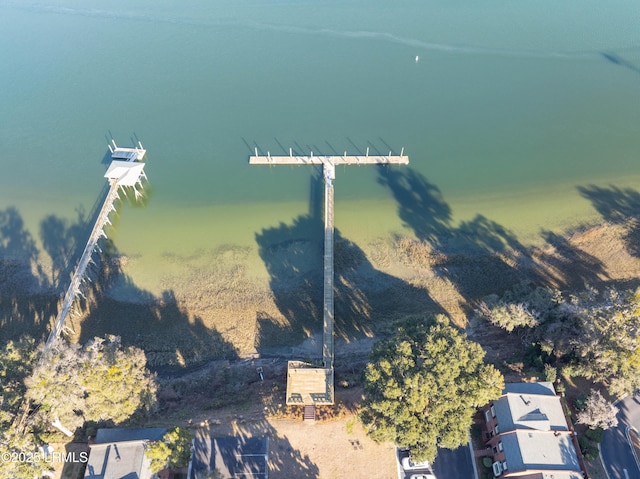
left=515, top=473, right=583, bottom=479
left=84, top=428, right=167, bottom=479
left=503, top=382, right=557, bottom=397
left=94, top=427, right=167, bottom=444
left=500, top=430, right=580, bottom=473
left=189, top=435, right=268, bottom=479
left=494, top=383, right=568, bottom=432
left=488, top=383, right=583, bottom=478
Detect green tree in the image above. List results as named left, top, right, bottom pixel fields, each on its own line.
left=566, top=287, right=640, bottom=396
left=360, top=315, right=503, bottom=462
left=26, top=335, right=157, bottom=434
left=479, top=283, right=640, bottom=397
left=0, top=338, right=51, bottom=479
left=0, top=338, right=37, bottom=429
left=145, top=426, right=193, bottom=473
left=0, top=428, right=52, bottom=479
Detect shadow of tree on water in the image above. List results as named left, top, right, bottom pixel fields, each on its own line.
left=578, top=184, right=640, bottom=258
left=377, top=167, right=528, bottom=300
left=377, top=167, right=452, bottom=245
left=0, top=187, right=235, bottom=370
left=39, top=199, right=103, bottom=291
left=533, top=230, right=609, bottom=289
left=378, top=167, right=612, bottom=300
left=255, top=172, right=444, bottom=357
left=0, top=206, right=55, bottom=342
left=578, top=185, right=640, bottom=223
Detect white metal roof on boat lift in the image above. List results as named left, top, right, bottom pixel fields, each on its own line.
left=104, top=160, right=146, bottom=187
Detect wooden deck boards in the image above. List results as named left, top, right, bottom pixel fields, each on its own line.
left=249, top=154, right=409, bottom=166
left=286, top=362, right=334, bottom=405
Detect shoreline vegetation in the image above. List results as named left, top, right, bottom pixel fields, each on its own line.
left=3, top=216, right=640, bottom=370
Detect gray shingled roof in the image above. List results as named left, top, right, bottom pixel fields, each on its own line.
left=94, top=427, right=167, bottom=444
left=501, top=430, right=580, bottom=473
left=503, top=382, right=556, bottom=396
left=189, top=436, right=269, bottom=479
left=494, top=383, right=567, bottom=432
left=84, top=428, right=168, bottom=479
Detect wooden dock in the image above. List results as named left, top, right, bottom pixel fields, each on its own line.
left=46, top=144, right=147, bottom=345
left=108, top=139, right=146, bottom=162
left=47, top=179, right=120, bottom=343
left=251, top=149, right=409, bottom=406
left=285, top=361, right=334, bottom=406
left=249, top=152, right=409, bottom=167
left=322, top=162, right=335, bottom=368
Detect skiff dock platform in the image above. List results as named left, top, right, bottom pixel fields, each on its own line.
left=108, top=139, right=146, bottom=162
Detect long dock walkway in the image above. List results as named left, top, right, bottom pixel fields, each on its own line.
left=46, top=144, right=147, bottom=345
left=251, top=150, right=409, bottom=406
left=47, top=180, right=120, bottom=344
left=322, top=162, right=335, bottom=368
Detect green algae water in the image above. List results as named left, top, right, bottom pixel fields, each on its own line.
left=1, top=0, right=640, bottom=297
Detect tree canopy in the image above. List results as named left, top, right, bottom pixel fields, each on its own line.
left=0, top=335, right=158, bottom=479
left=360, top=315, right=504, bottom=462
left=145, top=426, right=193, bottom=473
left=0, top=338, right=51, bottom=479
left=25, top=335, right=157, bottom=434
left=476, top=282, right=640, bottom=397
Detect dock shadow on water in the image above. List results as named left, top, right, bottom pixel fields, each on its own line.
left=0, top=206, right=55, bottom=341
left=2, top=182, right=235, bottom=371
left=254, top=172, right=444, bottom=356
